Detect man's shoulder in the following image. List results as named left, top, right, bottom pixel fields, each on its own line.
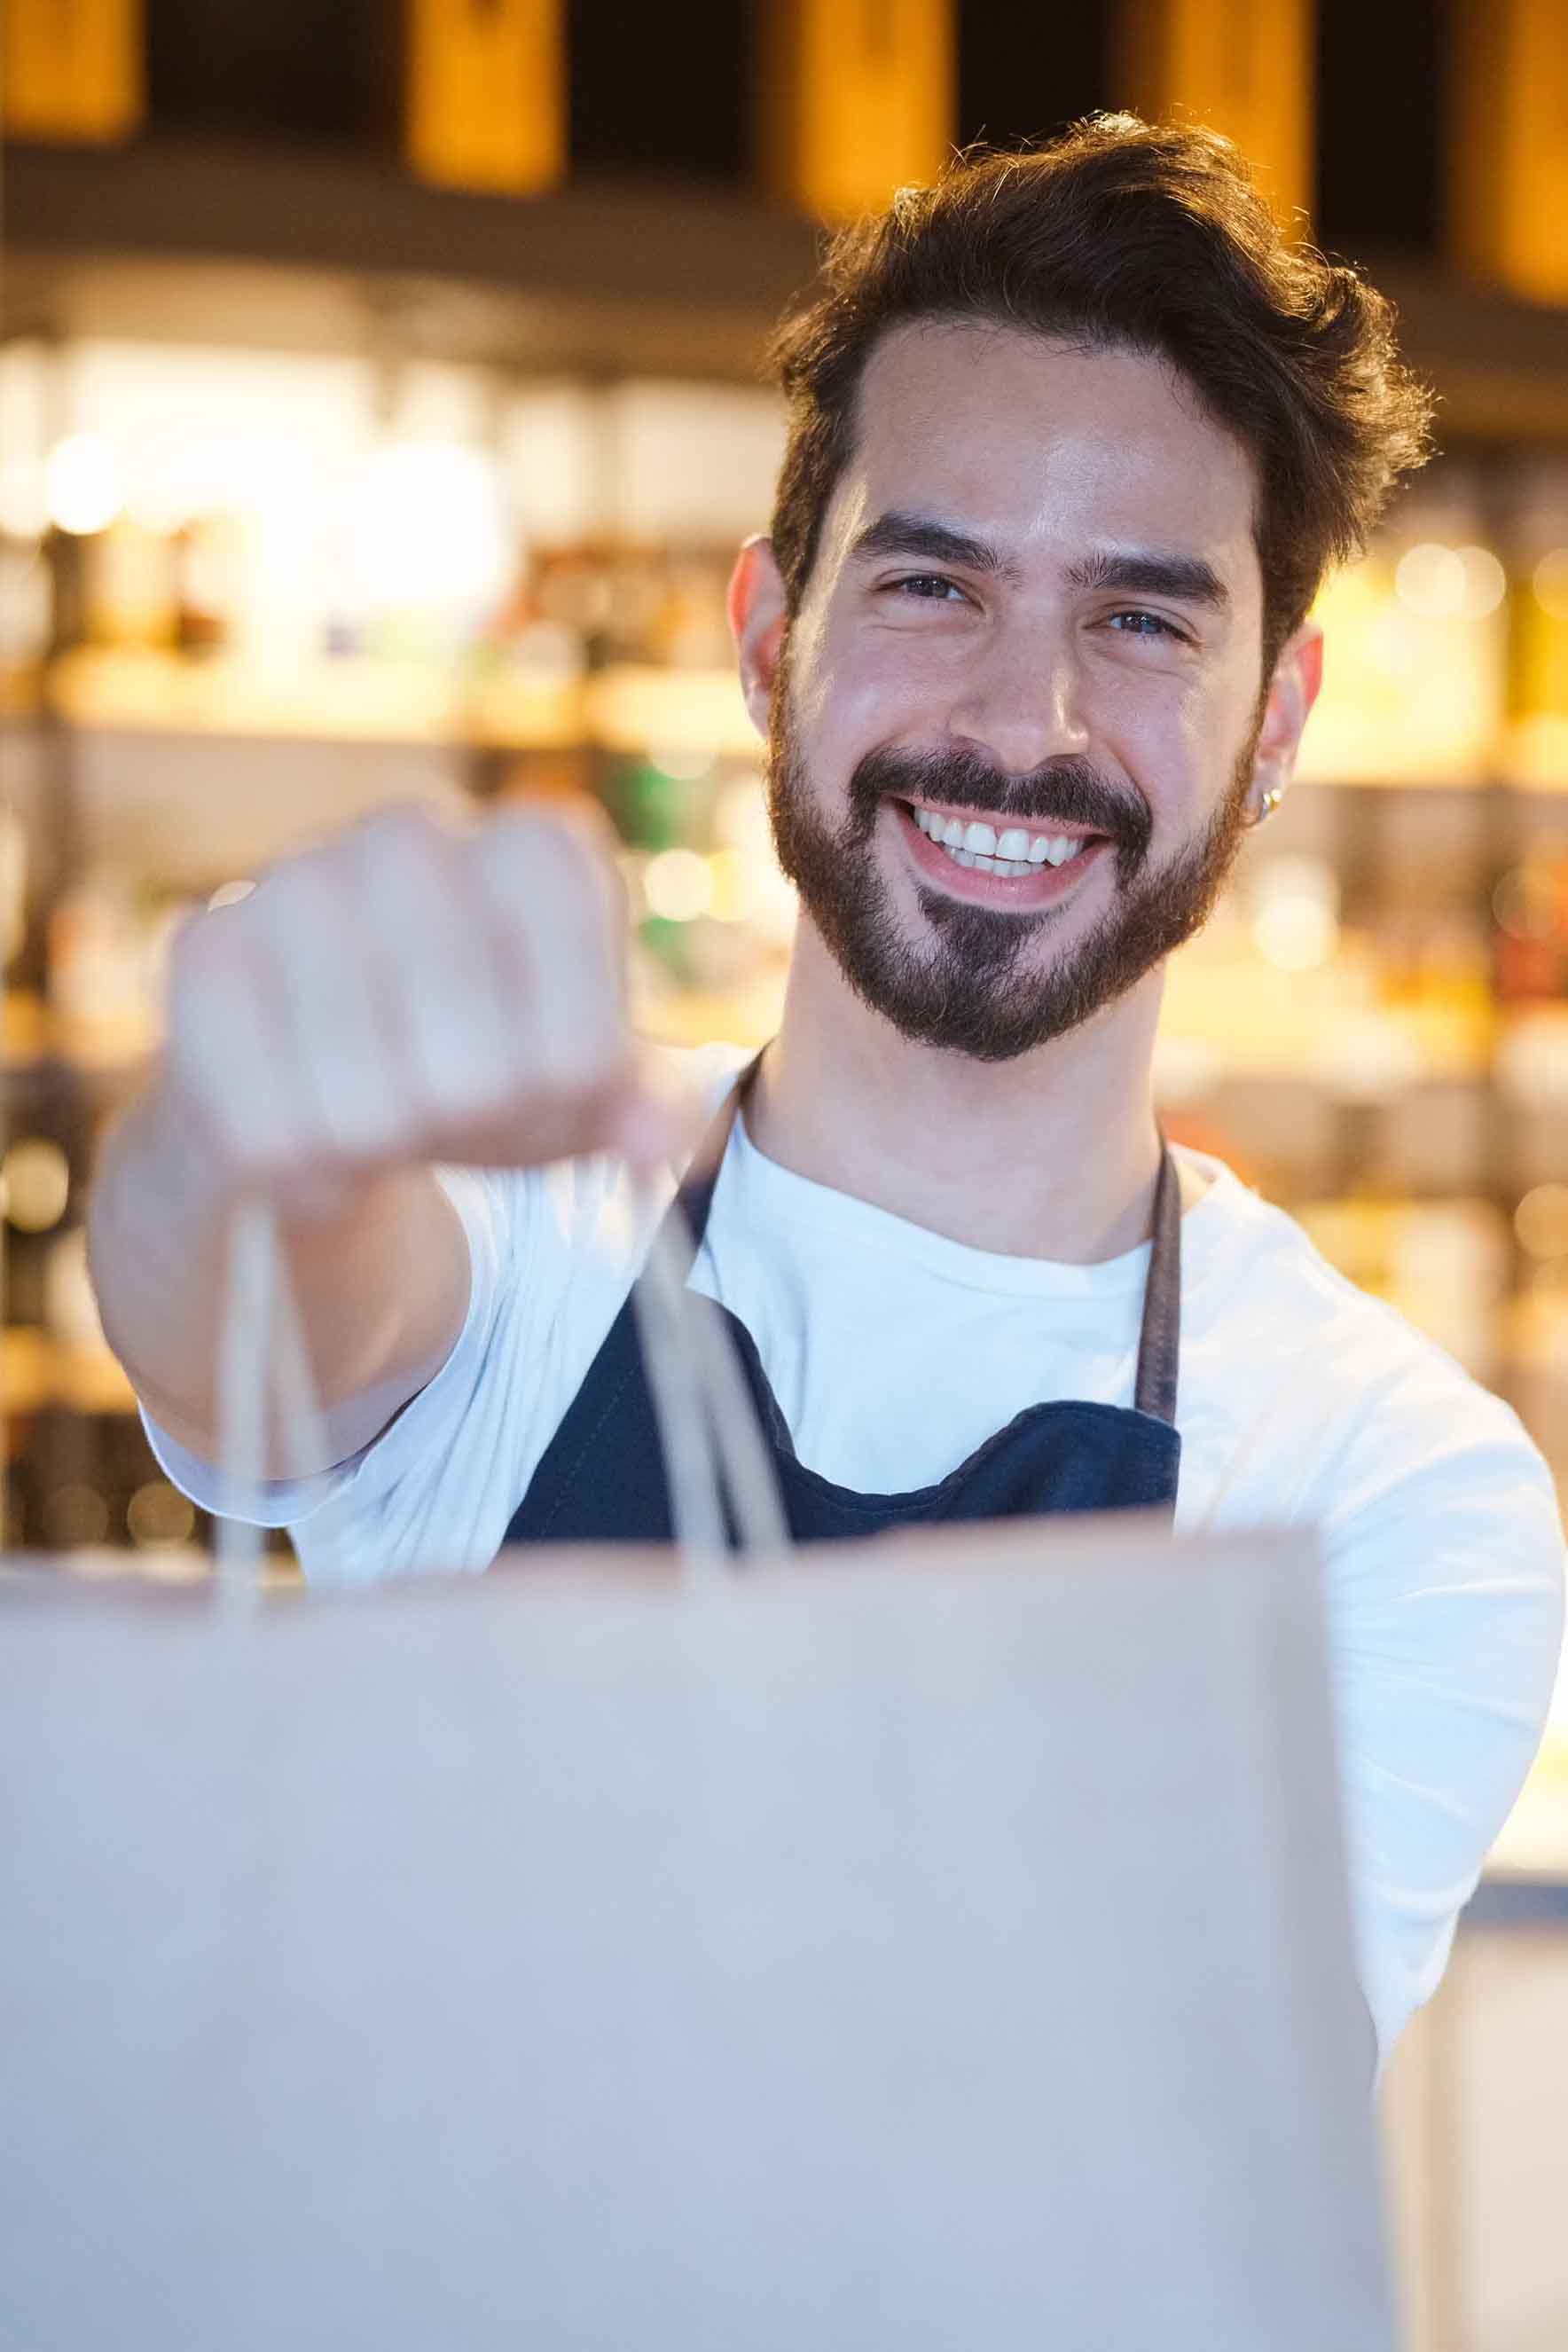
left=1189, top=1157, right=1462, bottom=1357
left=1183, top=1157, right=1541, bottom=1471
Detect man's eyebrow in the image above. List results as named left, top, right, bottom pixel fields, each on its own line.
left=846, top=515, right=1230, bottom=613
left=847, top=510, right=1023, bottom=585
left=1064, top=547, right=1231, bottom=610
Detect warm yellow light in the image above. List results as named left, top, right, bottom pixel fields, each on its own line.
left=345, top=440, right=510, bottom=611
left=127, top=1480, right=197, bottom=1548
left=1533, top=550, right=1568, bottom=623
left=1455, top=545, right=1507, bottom=619
left=647, top=744, right=716, bottom=784
left=0, top=459, right=47, bottom=540
left=44, top=435, right=124, bottom=535
left=2, top=1138, right=70, bottom=1233
left=1394, top=543, right=1467, bottom=620
left=1250, top=898, right=1340, bottom=972
left=707, top=849, right=760, bottom=924
left=1249, top=855, right=1340, bottom=972
left=643, top=849, right=713, bottom=923
left=715, top=775, right=769, bottom=852
left=1517, top=1185, right=1568, bottom=1261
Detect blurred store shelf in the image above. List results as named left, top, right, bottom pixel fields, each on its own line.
left=0, top=149, right=820, bottom=386
left=585, top=665, right=756, bottom=758
left=43, top=648, right=585, bottom=749
left=3, top=652, right=757, bottom=758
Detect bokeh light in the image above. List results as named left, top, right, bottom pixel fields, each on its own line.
left=127, top=1480, right=198, bottom=1548
left=1532, top=545, right=1568, bottom=623
left=1249, top=856, right=1342, bottom=973
left=1455, top=545, right=1507, bottom=618
left=2, top=1138, right=70, bottom=1233
left=1395, top=543, right=1467, bottom=619
left=647, top=743, right=716, bottom=783
left=643, top=847, right=712, bottom=922
left=44, top=435, right=124, bottom=535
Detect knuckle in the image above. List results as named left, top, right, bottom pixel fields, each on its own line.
left=352, top=798, right=454, bottom=887
left=355, top=797, right=443, bottom=850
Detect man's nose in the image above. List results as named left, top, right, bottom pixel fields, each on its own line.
left=943, top=625, right=1092, bottom=780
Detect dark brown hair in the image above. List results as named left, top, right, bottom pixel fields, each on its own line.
left=764, top=114, right=1434, bottom=674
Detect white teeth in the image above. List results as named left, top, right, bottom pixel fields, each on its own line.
left=909, top=804, right=1098, bottom=877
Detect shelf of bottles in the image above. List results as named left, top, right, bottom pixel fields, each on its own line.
left=3, top=328, right=1568, bottom=1587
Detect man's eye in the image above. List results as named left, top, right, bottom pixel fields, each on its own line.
left=1107, top=608, right=1184, bottom=640
left=885, top=575, right=968, bottom=603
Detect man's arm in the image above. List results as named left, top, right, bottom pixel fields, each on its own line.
left=88, top=1078, right=471, bottom=1478
left=1325, top=1380, right=1564, bottom=2068
left=85, top=801, right=674, bottom=1482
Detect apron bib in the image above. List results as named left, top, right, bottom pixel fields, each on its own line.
left=503, top=1056, right=1180, bottom=1550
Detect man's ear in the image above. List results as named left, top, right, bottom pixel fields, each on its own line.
left=1248, top=621, right=1324, bottom=819
left=727, top=534, right=789, bottom=741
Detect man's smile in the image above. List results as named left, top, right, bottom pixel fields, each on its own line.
left=890, top=796, right=1110, bottom=910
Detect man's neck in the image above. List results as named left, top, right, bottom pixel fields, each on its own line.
left=745, top=923, right=1169, bottom=1265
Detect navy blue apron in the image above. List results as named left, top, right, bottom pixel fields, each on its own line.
left=504, top=1054, right=1181, bottom=1549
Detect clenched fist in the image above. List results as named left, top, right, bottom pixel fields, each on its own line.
left=162, top=799, right=678, bottom=1221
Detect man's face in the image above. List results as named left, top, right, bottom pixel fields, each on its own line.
left=759, top=321, right=1276, bottom=1062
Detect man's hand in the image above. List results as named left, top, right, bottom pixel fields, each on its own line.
left=161, top=799, right=678, bottom=1223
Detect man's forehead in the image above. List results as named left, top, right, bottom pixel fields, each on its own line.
left=828, top=320, right=1259, bottom=581
left=854, top=314, right=1226, bottom=439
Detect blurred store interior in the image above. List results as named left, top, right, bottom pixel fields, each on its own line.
left=4, top=6, right=1568, bottom=2339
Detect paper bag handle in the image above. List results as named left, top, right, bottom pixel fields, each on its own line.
left=214, top=1182, right=790, bottom=1588
left=629, top=1190, right=790, bottom=1566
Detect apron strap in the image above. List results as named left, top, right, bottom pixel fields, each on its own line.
left=665, top=1048, right=765, bottom=1267
left=664, top=1051, right=1181, bottom=1430
left=1132, top=1141, right=1181, bottom=1427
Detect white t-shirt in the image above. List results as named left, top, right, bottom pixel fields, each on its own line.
left=145, top=1047, right=1564, bottom=2063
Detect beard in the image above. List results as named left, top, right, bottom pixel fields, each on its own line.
left=764, top=662, right=1257, bottom=1065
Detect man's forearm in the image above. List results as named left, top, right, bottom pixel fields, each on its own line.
left=86, top=1075, right=471, bottom=1480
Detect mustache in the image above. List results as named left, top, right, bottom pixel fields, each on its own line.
left=849, top=743, right=1151, bottom=858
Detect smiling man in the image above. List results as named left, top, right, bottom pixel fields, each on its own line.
left=89, top=117, right=1563, bottom=2061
